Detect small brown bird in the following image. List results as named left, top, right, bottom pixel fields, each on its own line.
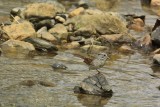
left=87, top=53, right=109, bottom=72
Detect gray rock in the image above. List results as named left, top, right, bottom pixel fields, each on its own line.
left=33, top=19, right=55, bottom=30
left=153, top=54, right=160, bottom=65
left=151, top=26, right=160, bottom=46
left=24, top=37, right=58, bottom=52
left=74, top=73, right=113, bottom=97
left=51, top=63, right=67, bottom=70
left=10, top=7, right=26, bottom=17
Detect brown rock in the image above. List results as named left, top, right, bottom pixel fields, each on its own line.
left=151, top=48, right=160, bottom=55
left=119, top=45, right=134, bottom=53
left=49, top=24, right=68, bottom=40
left=1, top=39, right=35, bottom=57
left=23, top=2, right=65, bottom=18
left=99, top=34, right=122, bottom=42
left=69, top=7, right=85, bottom=17
left=151, top=0, right=160, bottom=6
left=62, top=41, right=80, bottom=49
left=37, top=27, right=57, bottom=42
left=3, top=21, right=36, bottom=40
left=81, top=45, right=107, bottom=53
left=128, top=18, right=144, bottom=31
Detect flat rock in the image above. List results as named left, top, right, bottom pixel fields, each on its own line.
left=74, top=73, right=113, bottom=97
left=1, top=39, right=35, bottom=57
left=3, top=21, right=36, bottom=40
left=24, top=37, right=58, bottom=51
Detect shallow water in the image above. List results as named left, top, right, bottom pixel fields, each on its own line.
left=0, top=0, right=160, bottom=107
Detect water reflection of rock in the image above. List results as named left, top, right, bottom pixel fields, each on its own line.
left=76, top=94, right=110, bottom=107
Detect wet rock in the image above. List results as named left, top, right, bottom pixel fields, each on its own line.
left=65, top=12, right=127, bottom=35
left=23, top=2, right=65, bottom=19
left=34, top=19, right=55, bottom=30
left=135, top=34, right=152, bottom=52
left=37, top=27, right=57, bottom=42
left=1, top=39, right=35, bottom=57
left=81, top=45, right=107, bottom=53
left=69, top=7, right=85, bottom=17
left=19, top=80, right=37, bottom=87
left=49, top=24, right=68, bottom=40
left=153, top=54, right=160, bottom=64
left=74, top=73, right=113, bottom=97
left=2, top=21, right=36, bottom=40
left=52, top=63, right=67, bottom=70
left=19, top=80, right=55, bottom=87
left=151, top=26, right=160, bottom=46
left=152, top=19, right=160, bottom=32
left=119, top=45, right=134, bottom=54
left=38, top=81, right=55, bottom=87
left=24, top=37, right=58, bottom=52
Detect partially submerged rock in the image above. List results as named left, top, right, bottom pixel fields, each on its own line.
left=52, top=63, right=67, bottom=70
left=153, top=54, right=160, bottom=64
left=74, top=73, right=113, bottom=97
left=24, top=37, right=58, bottom=51
left=1, top=39, right=35, bottom=57
left=2, top=21, right=36, bottom=40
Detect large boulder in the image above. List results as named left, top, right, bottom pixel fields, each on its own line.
left=2, top=21, right=36, bottom=40
left=23, top=2, right=65, bottom=19
left=65, top=12, right=127, bottom=37
left=1, top=39, right=35, bottom=57
left=74, top=73, right=113, bottom=97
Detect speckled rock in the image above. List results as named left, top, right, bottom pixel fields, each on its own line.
left=74, top=73, right=113, bottom=97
